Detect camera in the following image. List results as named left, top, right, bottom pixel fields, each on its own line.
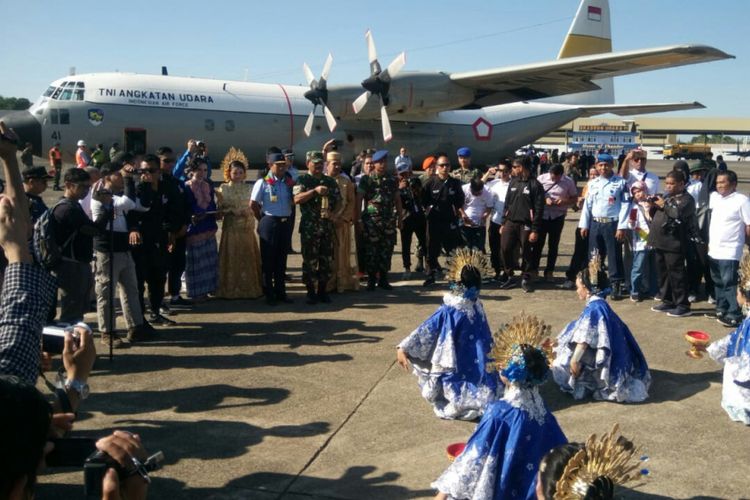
left=646, top=196, right=659, bottom=203
left=42, top=325, right=79, bottom=354
left=84, top=449, right=164, bottom=497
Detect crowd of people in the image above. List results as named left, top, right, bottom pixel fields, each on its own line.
left=0, top=121, right=748, bottom=499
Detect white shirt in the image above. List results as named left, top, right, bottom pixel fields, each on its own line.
left=687, top=180, right=702, bottom=207
left=487, top=178, right=510, bottom=225
left=626, top=169, right=660, bottom=196
left=708, top=191, right=750, bottom=261
left=462, top=184, right=494, bottom=226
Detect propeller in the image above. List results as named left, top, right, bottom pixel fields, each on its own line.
left=302, top=53, right=337, bottom=137
left=351, top=30, right=406, bottom=142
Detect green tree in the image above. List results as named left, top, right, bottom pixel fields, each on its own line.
left=0, top=96, right=31, bottom=110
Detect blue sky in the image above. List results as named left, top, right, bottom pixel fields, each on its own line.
left=1, top=0, right=746, bottom=117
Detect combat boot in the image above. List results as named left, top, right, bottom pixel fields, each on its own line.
left=378, top=273, right=393, bottom=290
left=305, top=283, right=318, bottom=305
left=317, top=281, right=332, bottom=303
left=366, top=273, right=377, bottom=291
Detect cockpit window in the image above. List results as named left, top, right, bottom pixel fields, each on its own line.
left=43, top=86, right=55, bottom=97
left=60, top=88, right=73, bottom=100
left=74, top=89, right=84, bottom=101
left=76, top=82, right=85, bottom=88
left=51, top=87, right=63, bottom=99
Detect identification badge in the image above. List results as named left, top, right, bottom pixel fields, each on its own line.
left=608, top=196, right=615, bottom=205
left=270, top=195, right=278, bottom=203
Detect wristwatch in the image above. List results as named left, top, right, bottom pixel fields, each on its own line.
left=64, top=378, right=90, bottom=400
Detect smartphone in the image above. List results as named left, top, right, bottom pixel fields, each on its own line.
left=42, top=326, right=79, bottom=355
left=46, top=437, right=97, bottom=467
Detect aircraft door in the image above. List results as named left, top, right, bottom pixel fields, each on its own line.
left=124, top=128, right=147, bottom=155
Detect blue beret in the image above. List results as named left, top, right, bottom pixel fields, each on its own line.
left=372, top=149, right=389, bottom=163
left=596, top=153, right=614, bottom=164
left=268, top=152, right=285, bottom=163
left=457, top=147, right=471, bottom=157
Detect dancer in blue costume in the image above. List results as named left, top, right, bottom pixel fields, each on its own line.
left=708, top=252, right=750, bottom=425
left=397, top=248, right=501, bottom=420
left=432, top=314, right=567, bottom=500
left=535, top=424, right=647, bottom=499
left=552, top=254, right=651, bottom=403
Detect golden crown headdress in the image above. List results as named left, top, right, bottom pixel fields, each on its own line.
left=555, top=424, right=647, bottom=499
left=739, top=250, right=750, bottom=293
left=486, top=312, right=553, bottom=374
left=221, top=147, right=249, bottom=182
left=587, top=251, right=602, bottom=288
left=445, top=247, right=492, bottom=284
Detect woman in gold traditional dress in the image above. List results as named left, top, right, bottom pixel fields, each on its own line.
left=326, top=151, right=359, bottom=292
left=215, top=160, right=263, bottom=298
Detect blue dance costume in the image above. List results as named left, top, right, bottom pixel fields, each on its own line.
left=708, top=314, right=750, bottom=425
left=398, top=292, right=501, bottom=420
left=552, top=296, right=651, bottom=402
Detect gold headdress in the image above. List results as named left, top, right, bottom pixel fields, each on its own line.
left=221, top=147, right=249, bottom=182
left=739, top=250, right=750, bottom=293
left=445, top=247, right=492, bottom=284
left=587, top=251, right=602, bottom=288
left=487, top=312, right=553, bottom=374
left=555, top=424, right=646, bottom=499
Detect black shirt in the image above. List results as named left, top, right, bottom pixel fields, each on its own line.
left=648, top=192, right=699, bottom=253
left=399, top=177, right=424, bottom=217
left=503, top=177, right=545, bottom=232
left=25, top=193, right=48, bottom=223
left=422, top=176, right=464, bottom=222
left=52, top=198, right=108, bottom=263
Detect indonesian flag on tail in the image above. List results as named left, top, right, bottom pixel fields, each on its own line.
left=588, top=5, right=602, bottom=21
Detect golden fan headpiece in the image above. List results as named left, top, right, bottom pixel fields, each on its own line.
left=578, top=250, right=610, bottom=295
left=487, top=312, right=553, bottom=375
left=739, top=250, right=750, bottom=294
left=554, top=424, right=648, bottom=499
left=221, top=147, right=249, bottom=182
left=445, top=247, right=492, bottom=285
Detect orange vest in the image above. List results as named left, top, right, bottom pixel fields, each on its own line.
left=49, top=147, right=62, bottom=166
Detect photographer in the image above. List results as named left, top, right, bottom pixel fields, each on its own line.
left=648, top=170, right=699, bottom=318
left=91, top=162, right=153, bottom=346
left=1, top=375, right=151, bottom=500
left=173, top=138, right=212, bottom=184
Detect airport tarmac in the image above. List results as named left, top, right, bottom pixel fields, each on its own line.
left=25, top=159, right=750, bottom=499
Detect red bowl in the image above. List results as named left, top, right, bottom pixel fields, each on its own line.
left=686, top=330, right=710, bottom=342
left=446, top=442, right=466, bottom=461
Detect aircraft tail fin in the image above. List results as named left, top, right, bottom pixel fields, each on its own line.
left=547, top=0, right=614, bottom=105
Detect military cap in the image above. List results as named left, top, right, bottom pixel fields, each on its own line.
left=596, top=153, right=614, bottom=164
left=306, top=150, right=324, bottom=163
left=457, top=147, right=471, bottom=157
left=689, top=161, right=708, bottom=173
left=22, top=166, right=54, bottom=180
left=268, top=152, right=285, bottom=164
left=372, top=150, right=388, bottom=163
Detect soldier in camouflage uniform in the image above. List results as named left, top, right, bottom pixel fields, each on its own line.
left=451, top=146, right=482, bottom=184
left=293, top=151, right=341, bottom=304
left=356, top=149, right=403, bottom=291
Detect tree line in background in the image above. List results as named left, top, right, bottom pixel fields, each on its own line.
left=690, top=134, right=738, bottom=144
left=0, top=96, right=31, bottom=110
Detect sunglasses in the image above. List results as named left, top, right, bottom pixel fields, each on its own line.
left=437, top=163, right=450, bottom=167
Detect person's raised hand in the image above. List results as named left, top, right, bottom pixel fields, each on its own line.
left=64, top=326, right=96, bottom=383
left=98, top=431, right=149, bottom=500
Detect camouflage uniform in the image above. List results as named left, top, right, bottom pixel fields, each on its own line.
left=293, top=173, right=341, bottom=287
left=358, top=173, right=399, bottom=276
left=451, top=167, right=482, bottom=184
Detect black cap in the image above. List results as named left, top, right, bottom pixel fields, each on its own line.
left=22, top=166, right=53, bottom=180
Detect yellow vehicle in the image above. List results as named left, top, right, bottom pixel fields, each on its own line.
left=663, top=144, right=712, bottom=160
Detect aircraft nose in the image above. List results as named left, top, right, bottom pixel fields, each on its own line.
left=0, top=110, right=42, bottom=156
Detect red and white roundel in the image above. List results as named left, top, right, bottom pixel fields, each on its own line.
left=472, top=117, right=492, bottom=141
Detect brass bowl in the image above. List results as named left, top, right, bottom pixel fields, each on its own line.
left=685, top=330, right=711, bottom=359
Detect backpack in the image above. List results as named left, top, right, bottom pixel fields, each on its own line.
left=32, top=199, right=77, bottom=270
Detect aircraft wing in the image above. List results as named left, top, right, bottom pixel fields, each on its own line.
left=576, top=101, right=705, bottom=117
left=450, top=44, right=733, bottom=107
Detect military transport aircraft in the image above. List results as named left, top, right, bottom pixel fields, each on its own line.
left=0, top=0, right=733, bottom=166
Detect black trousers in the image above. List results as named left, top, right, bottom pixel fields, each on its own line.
left=167, top=235, right=187, bottom=297
left=655, top=249, right=689, bottom=308
left=534, top=215, right=566, bottom=273
left=589, top=220, right=624, bottom=282
left=426, top=217, right=462, bottom=272
left=259, top=215, right=292, bottom=298
left=566, top=227, right=590, bottom=281
left=488, top=221, right=503, bottom=273
left=400, top=213, right=426, bottom=269
left=461, top=226, right=487, bottom=253
left=132, top=245, right=168, bottom=318
left=501, top=220, right=536, bottom=276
